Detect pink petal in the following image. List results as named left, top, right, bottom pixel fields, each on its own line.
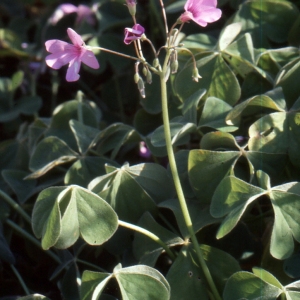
left=59, top=3, right=78, bottom=14
left=49, top=4, right=78, bottom=24
left=45, top=40, right=71, bottom=53
left=126, top=28, right=143, bottom=35
left=66, top=58, right=81, bottom=81
left=195, top=7, right=222, bottom=23
left=67, top=28, right=84, bottom=47
left=80, top=50, right=99, bottom=69
left=76, top=5, right=95, bottom=25
left=124, top=24, right=145, bottom=45
left=191, top=17, right=208, bottom=27
left=182, top=0, right=221, bottom=26
left=201, top=0, right=218, bottom=6
left=45, top=52, right=76, bottom=69
left=184, top=0, right=195, bottom=11
left=132, top=24, right=145, bottom=34
left=180, top=11, right=193, bottom=23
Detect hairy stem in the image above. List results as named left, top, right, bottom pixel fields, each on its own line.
left=159, top=50, right=221, bottom=300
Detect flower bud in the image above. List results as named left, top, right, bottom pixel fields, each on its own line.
left=142, top=66, right=148, bottom=77
left=137, top=78, right=145, bottom=98
left=153, top=58, right=159, bottom=68
left=171, top=60, right=178, bottom=74
left=146, top=70, right=152, bottom=84
left=134, top=73, right=140, bottom=83
left=192, top=67, right=202, bottom=82
left=125, top=0, right=136, bottom=16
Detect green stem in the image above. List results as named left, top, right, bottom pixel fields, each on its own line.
left=0, top=190, right=31, bottom=224
left=51, top=70, right=59, bottom=113
left=76, top=91, right=84, bottom=124
left=149, top=0, right=167, bottom=39
left=10, top=264, right=30, bottom=295
left=5, top=219, right=61, bottom=264
left=89, top=46, right=140, bottom=62
left=159, top=51, right=221, bottom=300
left=118, top=220, right=176, bottom=260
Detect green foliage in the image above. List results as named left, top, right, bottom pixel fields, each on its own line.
left=81, top=265, right=170, bottom=300
left=3, top=0, right=300, bottom=299
left=32, top=185, right=118, bottom=249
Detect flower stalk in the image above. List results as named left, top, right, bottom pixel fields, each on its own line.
left=159, top=49, right=221, bottom=300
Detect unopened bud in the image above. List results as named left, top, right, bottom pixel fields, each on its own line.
left=142, top=66, right=148, bottom=77
left=171, top=60, right=178, bottom=74
left=192, top=67, right=202, bottom=82
left=153, top=58, right=159, bottom=68
left=125, top=0, right=136, bottom=16
left=134, top=73, right=140, bottom=83
left=137, top=78, right=145, bottom=98
left=146, top=70, right=152, bottom=84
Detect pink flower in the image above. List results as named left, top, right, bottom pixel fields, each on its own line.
left=45, top=28, right=99, bottom=82
left=49, top=3, right=95, bottom=26
left=139, top=142, right=151, bottom=158
left=76, top=5, right=96, bottom=25
left=179, top=0, right=221, bottom=27
left=124, top=24, right=145, bottom=45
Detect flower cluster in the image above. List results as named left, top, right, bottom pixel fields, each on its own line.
left=44, top=0, right=221, bottom=83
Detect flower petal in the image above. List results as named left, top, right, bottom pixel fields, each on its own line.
left=45, top=52, right=76, bottom=69
left=132, top=24, right=145, bottom=34
left=80, top=50, right=99, bottom=69
left=76, top=5, right=95, bottom=25
left=67, top=28, right=84, bottom=47
left=66, top=58, right=81, bottom=81
left=182, top=0, right=221, bottom=27
left=201, top=0, right=218, bottom=6
left=45, top=40, right=70, bottom=53
left=49, top=4, right=77, bottom=25
left=59, top=3, right=78, bottom=14
left=195, top=7, right=222, bottom=23
left=180, top=11, right=193, bottom=23
left=184, top=0, right=195, bottom=11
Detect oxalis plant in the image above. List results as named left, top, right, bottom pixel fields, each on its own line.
left=3, top=0, right=300, bottom=299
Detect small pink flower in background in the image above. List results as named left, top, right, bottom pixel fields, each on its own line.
left=76, top=5, right=96, bottom=25
left=124, top=24, right=145, bottom=45
left=139, top=142, right=151, bottom=158
left=45, top=28, right=99, bottom=82
left=49, top=3, right=95, bottom=26
left=179, top=0, right=221, bottom=27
